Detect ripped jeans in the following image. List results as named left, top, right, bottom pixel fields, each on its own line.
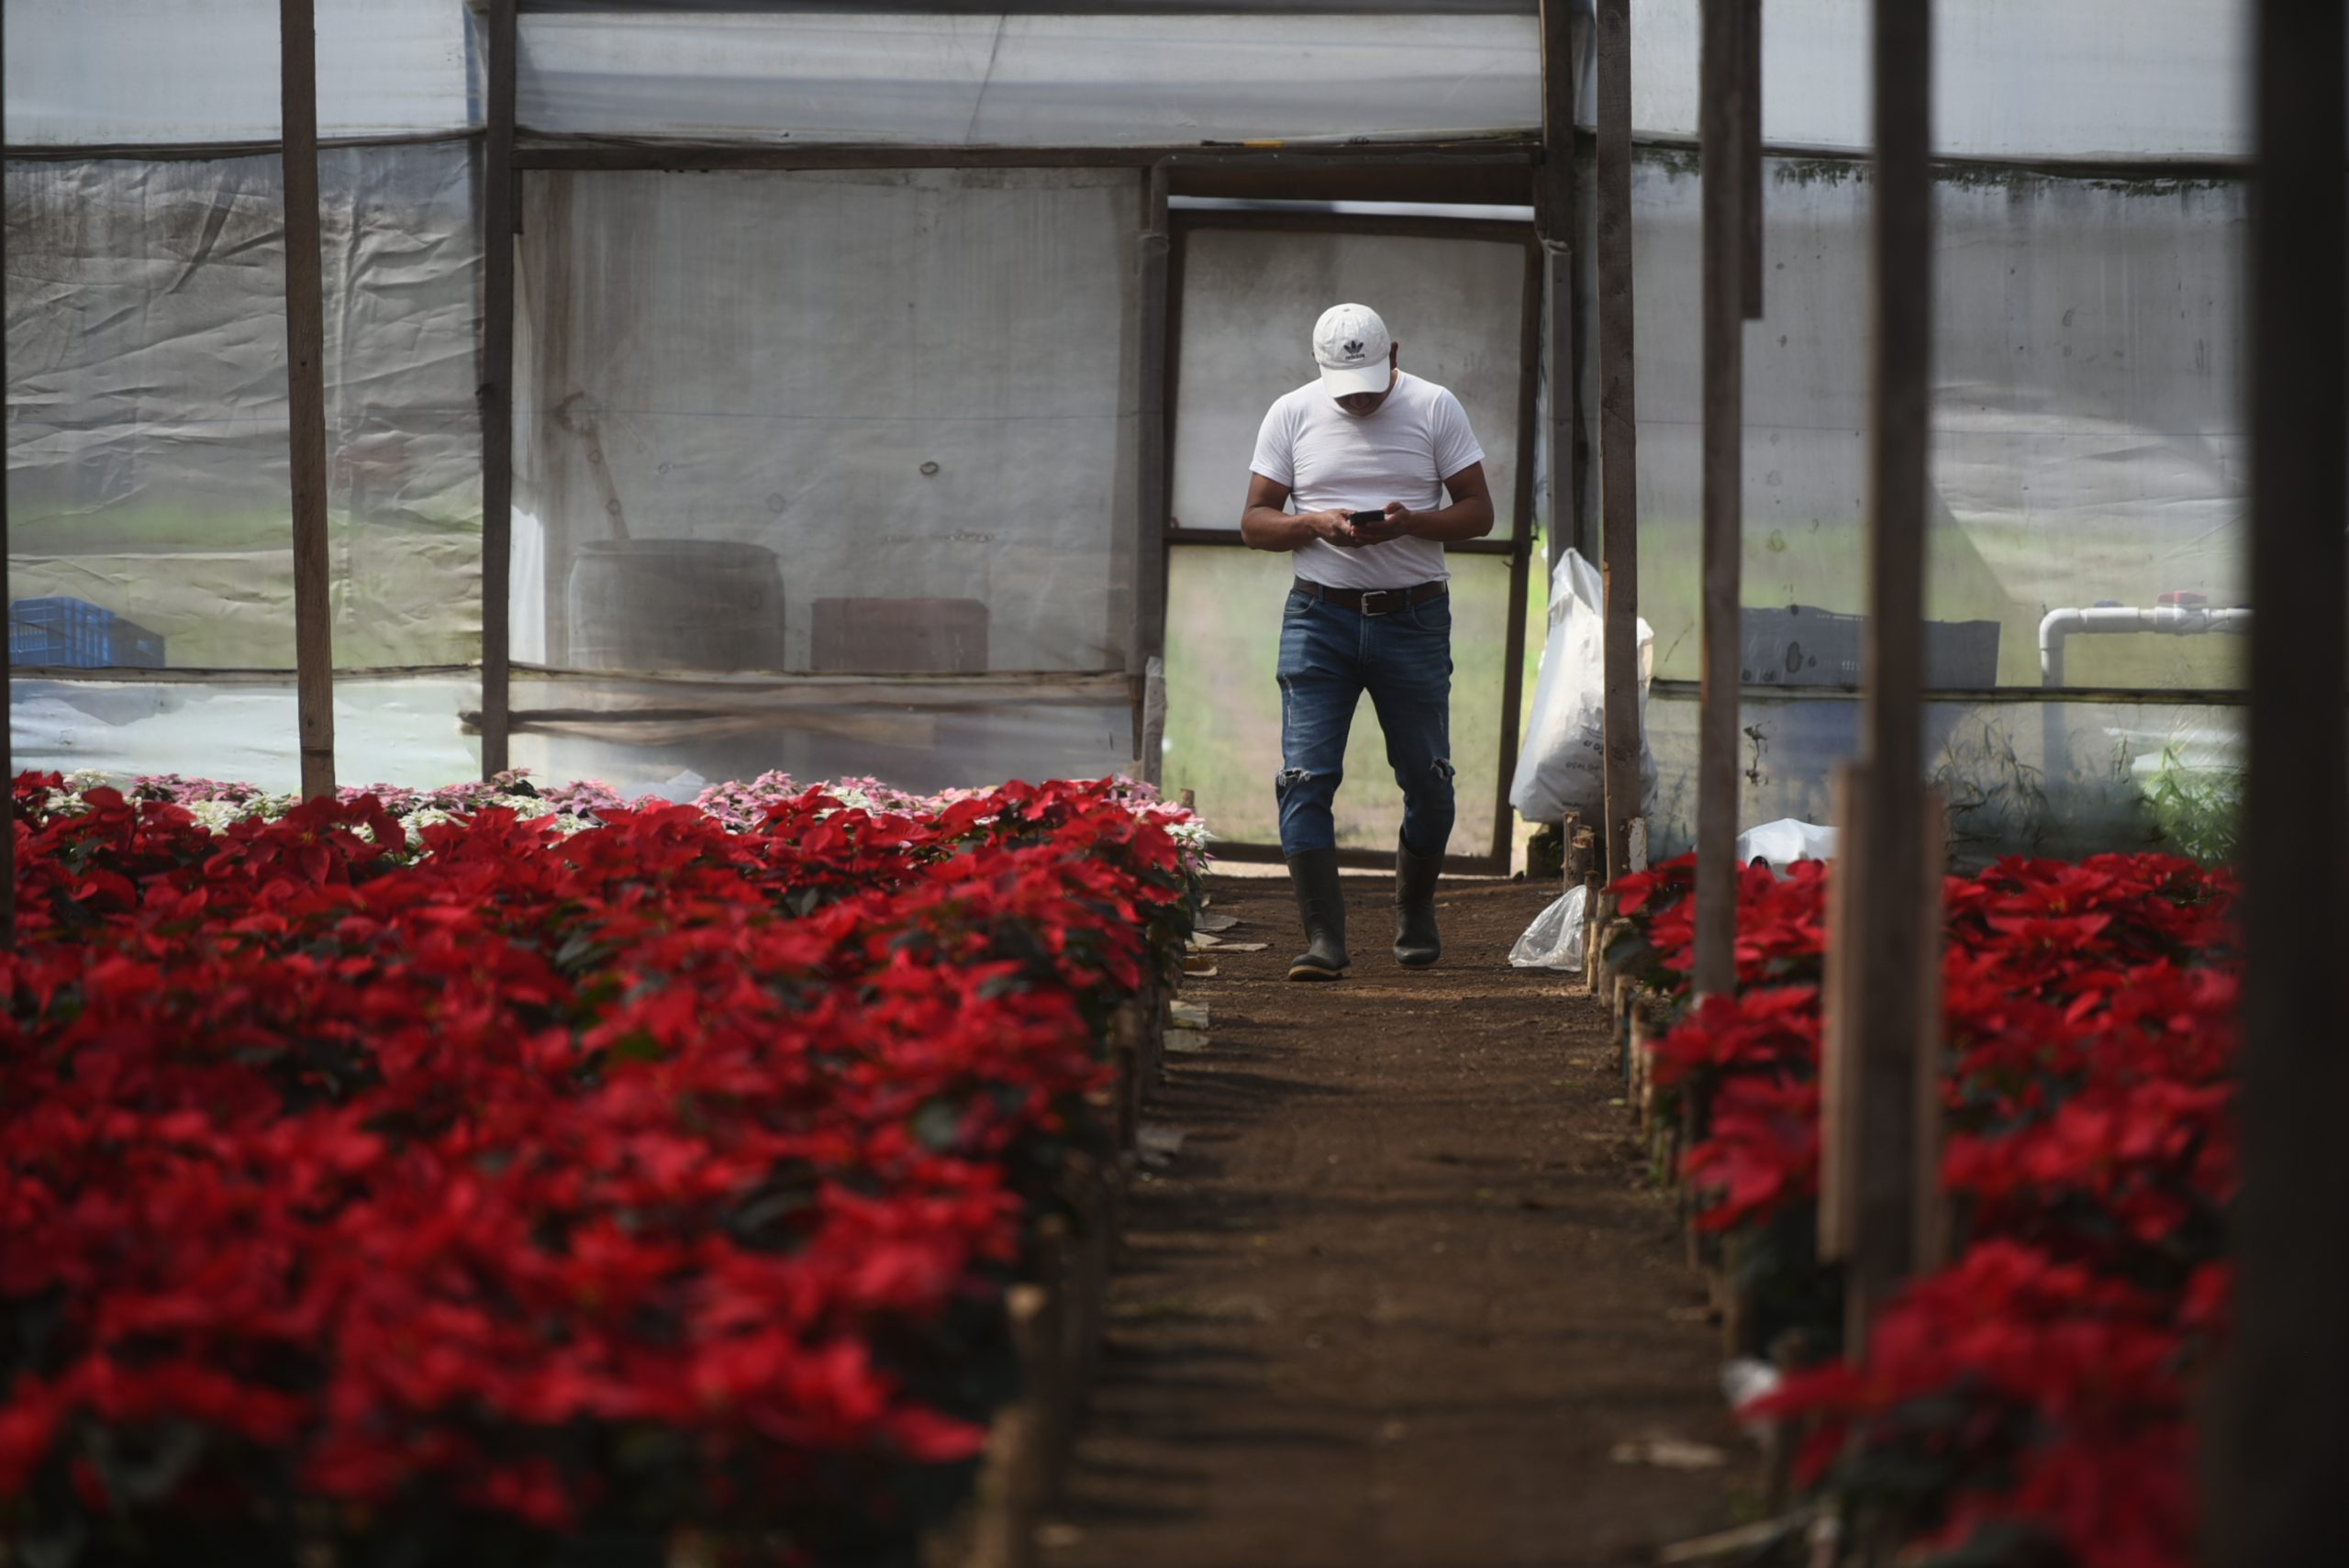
left=1275, top=582, right=1456, bottom=857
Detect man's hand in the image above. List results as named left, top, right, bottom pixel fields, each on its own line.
left=1300, top=507, right=1362, bottom=546
left=1341, top=503, right=1419, bottom=548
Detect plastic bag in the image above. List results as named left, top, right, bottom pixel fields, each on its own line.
left=1732, top=817, right=1839, bottom=869
left=1508, top=549, right=1656, bottom=824
left=1509, top=884, right=1590, bottom=973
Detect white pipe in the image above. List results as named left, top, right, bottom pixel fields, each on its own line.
left=2039, top=605, right=2251, bottom=687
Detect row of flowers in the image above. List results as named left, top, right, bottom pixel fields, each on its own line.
left=1, top=771, right=1201, bottom=1566
left=32, top=769, right=1214, bottom=862
left=1607, top=851, right=2234, bottom=1568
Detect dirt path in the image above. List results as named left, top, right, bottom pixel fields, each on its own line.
left=1048, top=873, right=1753, bottom=1568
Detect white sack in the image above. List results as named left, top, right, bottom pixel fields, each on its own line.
left=1509, top=549, right=1656, bottom=824
left=1509, top=884, right=1590, bottom=973
left=1733, top=817, right=1839, bottom=868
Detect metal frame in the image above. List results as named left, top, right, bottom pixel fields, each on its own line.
left=1161, top=206, right=1544, bottom=878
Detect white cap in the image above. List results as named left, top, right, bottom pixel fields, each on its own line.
left=1312, top=303, right=1393, bottom=398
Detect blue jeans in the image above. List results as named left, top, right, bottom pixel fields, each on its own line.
left=1275, top=583, right=1457, bottom=857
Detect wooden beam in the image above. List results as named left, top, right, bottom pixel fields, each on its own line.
left=1596, top=0, right=1640, bottom=884
left=1831, top=0, right=1936, bottom=1342
left=1165, top=528, right=1518, bottom=556
left=513, top=139, right=1541, bottom=173
left=2215, top=3, right=2349, bottom=1562
left=279, top=0, right=336, bottom=800
left=1690, top=0, right=1746, bottom=997
left=479, top=0, right=518, bottom=780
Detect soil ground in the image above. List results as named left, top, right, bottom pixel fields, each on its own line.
left=1047, top=873, right=1755, bottom=1568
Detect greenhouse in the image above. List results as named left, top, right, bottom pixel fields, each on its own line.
left=4, top=3, right=2343, bottom=1566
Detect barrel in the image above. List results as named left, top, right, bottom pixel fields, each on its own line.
left=562, top=539, right=786, bottom=673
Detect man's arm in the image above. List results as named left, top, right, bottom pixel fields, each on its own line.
left=1241, top=472, right=1362, bottom=551
left=1345, top=462, right=1497, bottom=547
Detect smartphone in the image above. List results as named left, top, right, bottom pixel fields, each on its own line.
left=1347, top=509, right=1386, bottom=527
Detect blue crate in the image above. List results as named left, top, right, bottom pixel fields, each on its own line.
left=10, top=596, right=167, bottom=669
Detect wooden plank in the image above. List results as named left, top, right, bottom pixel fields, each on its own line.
left=1831, top=0, right=1935, bottom=1344
left=2216, top=4, right=2349, bottom=1562
left=279, top=0, right=336, bottom=800
left=1739, top=0, right=1765, bottom=319
left=479, top=0, right=518, bottom=779
left=1596, top=0, right=1641, bottom=884
left=1690, top=0, right=1745, bottom=998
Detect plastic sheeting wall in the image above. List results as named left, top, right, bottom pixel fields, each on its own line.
left=1163, top=221, right=1532, bottom=851
left=1641, top=689, right=2243, bottom=869
left=11, top=676, right=481, bottom=788
left=1628, top=150, right=2247, bottom=695
left=3, top=0, right=478, bottom=146
left=515, top=9, right=1541, bottom=145
left=1606, top=0, right=2250, bottom=160
left=1170, top=224, right=1529, bottom=544
left=6, top=144, right=486, bottom=670
left=1162, top=550, right=1520, bottom=853
left=515, top=166, right=1141, bottom=678
left=505, top=671, right=1136, bottom=797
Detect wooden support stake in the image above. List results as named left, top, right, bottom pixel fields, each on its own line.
left=2213, top=4, right=2349, bottom=1562
left=1596, top=0, right=1643, bottom=887
left=1820, top=0, right=1937, bottom=1346
left=279, top=0, right=335, bottom=799
left=478, top=0, right=518, bottom=778
left=1691, top=0, right=1747, bottom=998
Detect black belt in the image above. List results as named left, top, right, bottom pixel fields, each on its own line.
left=1292, top=578, right=1448, bottom=617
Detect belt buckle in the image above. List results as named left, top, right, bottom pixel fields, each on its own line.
left=1360, top=588, right=1400, bottom=617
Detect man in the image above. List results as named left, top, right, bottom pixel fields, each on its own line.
left=1241, top=303, right=1497, bottom=981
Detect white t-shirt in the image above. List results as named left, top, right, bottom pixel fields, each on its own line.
left=1248, top=370, right=1486, bottom=591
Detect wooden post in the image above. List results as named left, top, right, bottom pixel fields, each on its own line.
left=1596, top=0, right=1642, bottom=886
left=1820, top=0, right=1937, bottom=1344
left=1537, top=0, right=1580, bottom=577
left=478, top=0, right=518, bottom=779
left=1690, top=0, right=1747, bottom=998
left=1739, top=1, right=1765, bottom=320
left=279, top=0, right=335, bottom=799
left=3, top=305, right=11, bottom=943
left=1135, top=162, right=1172, bottom=701
left=2214, top=3, right=2348, bottom=1562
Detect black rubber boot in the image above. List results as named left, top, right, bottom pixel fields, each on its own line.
left=1284, top=847, right=1351, bottom=981
left=1394, top=836, right=1444, bottom=967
